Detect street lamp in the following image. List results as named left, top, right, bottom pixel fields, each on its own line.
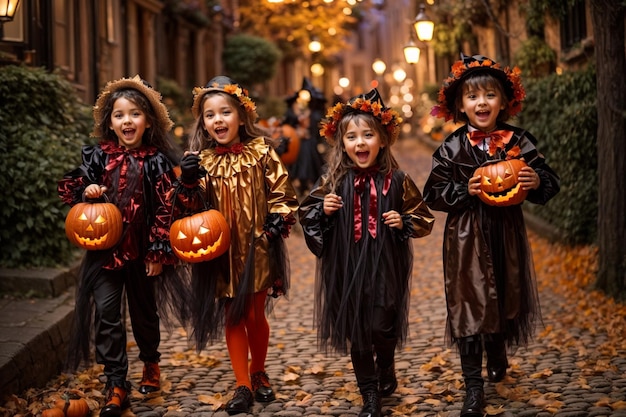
left=403, top=38, right=421, bottom=65
left=413, top=3, right=434, bottom=42
left=0, top=0, right=21, bottom=39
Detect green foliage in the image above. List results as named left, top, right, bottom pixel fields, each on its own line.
left=520, top=64, right=598, bottom=244
left=513, top=37, right=556, bottom=78
left=223, top=34, right=282, bottom=88
left=0, top=65, right=92, bottom=268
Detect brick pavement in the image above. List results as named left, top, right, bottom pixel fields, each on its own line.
left=2, top=138, right=625, bottom=417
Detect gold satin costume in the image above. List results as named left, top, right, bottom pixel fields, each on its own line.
left=197, top=137, right=299, bottom=298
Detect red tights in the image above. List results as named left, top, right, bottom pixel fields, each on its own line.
left=225, top=291, right=269, bottom=389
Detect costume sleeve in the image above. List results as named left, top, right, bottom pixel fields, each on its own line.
left=263, top=146, right=299, bottom=217
left=517, top=132, right=561, bottom=205
left=57, top=145, right=105, bottom=206
left=400, top=173, right=435, bottom=239
left=146, top=167, right=178, bottom=265
left=298, top=183, right=332, bottom=258
left=423, top=137, right=475, bottom=213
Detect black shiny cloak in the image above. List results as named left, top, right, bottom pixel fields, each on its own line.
left=422, top=123, right=560, bottom=348
left=299, top=169, right=435, bottom=354
left=58, top=142, right=190, bottom=370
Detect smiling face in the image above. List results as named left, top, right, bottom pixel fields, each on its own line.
left=201, top=93, right=243, bottom=147
left=341, top=116, right=384, bottom=169
left=109, top=97, right=150, bottom=149
left=459, top=84, right=506, bottom=133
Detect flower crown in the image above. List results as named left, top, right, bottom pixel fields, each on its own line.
left=191, top=76, right=257, bottom=119
left=320, top=89, right=402, bottom=145
left=431, top=54, right=526, bottom=122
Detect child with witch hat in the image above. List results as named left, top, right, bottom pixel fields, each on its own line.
left=423, top=54, right=560, bottom=416
left=299, top=88, right=435, bottom=417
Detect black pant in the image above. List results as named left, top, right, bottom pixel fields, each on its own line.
left=350, top=307, right=397, bottom=394
left=93, top=260, right=160, bottom=385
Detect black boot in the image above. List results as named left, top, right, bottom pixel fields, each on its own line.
left=359, top=391, right=381, bottom=417
left=461, top=386, right=485, bottom=417
left=485, top=335, right=508, bottom=382
left=378, top=364, right=397, bottom=397
left=225, top=385, right=253, bottom=415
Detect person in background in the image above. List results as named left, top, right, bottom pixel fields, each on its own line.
left=423, top=54, right=560, bottom=416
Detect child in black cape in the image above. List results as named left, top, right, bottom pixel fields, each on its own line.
left=299, top=88, right=435, bottom=417
left=423, top=54, right=560, bottom=416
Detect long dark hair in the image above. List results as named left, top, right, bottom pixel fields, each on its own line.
left=321, top=113, right=399, bottom=193
left=97, top=88, right=173, bottom=153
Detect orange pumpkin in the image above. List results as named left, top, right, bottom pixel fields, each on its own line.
left=474, top=158, right=529, bottom=206
left=65, top=199, right=123, bottom=250
left=276, top=124, right=301, bottom=166
left=170, top=209, right=230, bottom=263
left=42, top=408, right=65, bottom=417
left=53, top=395, right=90, bottom=417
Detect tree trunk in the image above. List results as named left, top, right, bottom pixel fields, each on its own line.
left=590, top=1, right=626, bottom=298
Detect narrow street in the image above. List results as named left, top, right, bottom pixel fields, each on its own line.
left=4, top=138, right=625, bottom=417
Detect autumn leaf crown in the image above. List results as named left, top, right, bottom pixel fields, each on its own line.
left=192, top=76, right=257, bottom=119
left=431, top=53, right=526, bottom=122
left=320, top=88, right=402, bottom=145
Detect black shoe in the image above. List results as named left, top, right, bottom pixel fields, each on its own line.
left=378, top=364, right=398, bottom=397
left=101, top=386, right=131, bottom=417
left=460, top=387, right=484, bottom=417
left=251, top=371, right=276, bottom=402
left=359, top=391, right=381, bottom=417
left=226, top=385, right=254, bottom=415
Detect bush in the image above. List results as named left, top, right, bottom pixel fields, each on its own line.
left=0, top=65, right=93, bottom=268
left=520, top=64, right=597, bottom=244
left=223, top=34, right=282, bottom=88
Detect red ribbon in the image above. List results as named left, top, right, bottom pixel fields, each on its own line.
left=353, top=168, right=392, bottom=242
left=215, top=142, right=244, bottom=155
left=467, top=129, right=513, bottom=155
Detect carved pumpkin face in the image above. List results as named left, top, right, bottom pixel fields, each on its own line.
left=474, top=158, right=529, bottom=206
left=65, top=202, right=123, bottom=250
left=170, top=209, right=230, bottom=263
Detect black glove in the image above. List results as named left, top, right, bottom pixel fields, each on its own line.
left=179, top=153, right=201, bottom=184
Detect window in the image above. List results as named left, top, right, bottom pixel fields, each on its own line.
left=560, top=0, right=587, bottom=52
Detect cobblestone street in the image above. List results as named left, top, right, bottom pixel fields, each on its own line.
left=3, top=138, right=625, bottom=417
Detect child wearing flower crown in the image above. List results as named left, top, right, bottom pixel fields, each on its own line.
left=174, top=76, right=299, bottom=415
left=423, top=54, right=560, bottom=416
left=299, top=89, right=435, bottom=417
left=58, top=76, right=187, bottom=417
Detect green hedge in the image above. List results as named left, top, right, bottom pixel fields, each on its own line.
left=519, top=64, right=598, bottom=244
left=0, top=65, right=93, bottom=268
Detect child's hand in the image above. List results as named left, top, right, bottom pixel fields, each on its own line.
left=382, top=210, right=403, bottom=230
left=323, top=193, right=343, bottom=216
left=468, top=174, right=482, bottom=196
left=84, top=184, right=107, bottom=199
left=145, top=261, right=162, bottom=277
left=518, top=166, right=540, bottom=190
